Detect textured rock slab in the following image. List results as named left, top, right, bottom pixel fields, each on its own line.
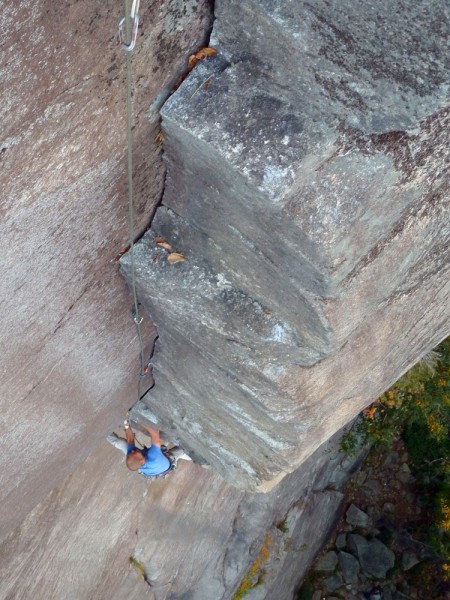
left=0, top=427, right=361, bottom=600
left=338, top=550, right=360, bottom=584
left=346, top=504, right=371, bottom=528
left=316, top=551, right=338, bottom=572
left=347, top=534, right=395, bottom=578
left=122, top=0, right=450, bottom=490
left=401, top=551, right=421, bottom=571
left=324, top=574, right=344, bottom=592
left=0, top=0, right=212, bottom=540
left=336, top=533, right=347, bottom=550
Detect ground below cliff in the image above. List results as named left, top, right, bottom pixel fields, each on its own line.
left=297, top=439, right=449, bottom=600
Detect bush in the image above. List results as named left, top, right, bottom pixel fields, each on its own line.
left=341, top=337, right=450, bottom=565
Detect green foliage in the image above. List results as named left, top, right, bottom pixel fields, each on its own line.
left=129, top=555, right=146, bottom=579
left=341, top=338, right=449, bottom=449
left=295, top=577, right=314, bottom=600
left=395, top=349, right=441, bottom=391
left=340, top=337, right=450, bottom=564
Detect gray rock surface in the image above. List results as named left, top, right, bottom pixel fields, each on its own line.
left=363, top=480, right=383, bottom=496
left=324, top=574, right=344, bottom=592
left=2, top=0, right=450, bottom=597
left=0, top=428, right=360, bottom=600
left=401, top=551, right=420, bottom=571
left=0, top=0, right=213, bottom=541
left=122, top=0, right=450, bottom=490
left=316, top=550, right=338, bottom=572
left=338, top=550, right=360, bottom=583
left=348, top=534, right=395, bottom=578
left=346, top=504, right=371, bottom=528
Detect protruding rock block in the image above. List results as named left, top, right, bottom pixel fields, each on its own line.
left=122, top=0, right=450, bottom=490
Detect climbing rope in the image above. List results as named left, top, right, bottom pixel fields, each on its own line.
left=120, top=0, right=147, bottom=403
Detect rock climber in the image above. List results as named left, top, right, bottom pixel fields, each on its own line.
left=107, top=420, right=191, bottom=478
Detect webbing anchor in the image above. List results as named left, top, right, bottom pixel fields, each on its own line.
left=119, top=0, right=140, bottom=52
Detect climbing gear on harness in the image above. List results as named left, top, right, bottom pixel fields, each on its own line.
left=118, top=0, right=140, bottom=51
left=139, top=451, right=176, bottom=480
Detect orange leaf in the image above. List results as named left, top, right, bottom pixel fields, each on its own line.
left=188, top=47, right=216, bottom=70
left=364, top=406, right=377, bottom=420
left=167, top=252, right=187, bottom=264
left=155, top=236, right=174, bottom=251
left=195, top=47, right=216, bottom=59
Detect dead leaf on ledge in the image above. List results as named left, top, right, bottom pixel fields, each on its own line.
left=167, top=252, right=187, bottom=264
left=155, top=236, right=173, bottom=252
left=155, top=236, right=173, bottom=251
left=155, top=130, right=164, bottom=145
left=188, top=47, right=216, bottom=70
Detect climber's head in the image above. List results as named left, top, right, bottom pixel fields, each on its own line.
left=126, top=448, right=146, bottom=471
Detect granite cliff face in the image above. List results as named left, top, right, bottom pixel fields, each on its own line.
left=121, top=0, right=450, bottom=490
left=0, top=427, right=364, bottom=600
left=1, top=1, right=450, bottom=598
left=1, top=0, right=212, bottom=541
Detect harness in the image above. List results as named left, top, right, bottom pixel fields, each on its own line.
left=139, top=450, right=176, bottom=481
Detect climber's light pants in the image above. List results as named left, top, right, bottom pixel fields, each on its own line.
left=106, top=433, right=192, bottom=462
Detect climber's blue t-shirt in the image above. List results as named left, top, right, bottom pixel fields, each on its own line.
left=127, top=444, right=171, bottom=476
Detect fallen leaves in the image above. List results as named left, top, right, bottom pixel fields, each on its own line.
left=155, top=236, right=173, bottom=251
left=154, top=236, right=187, bottom=265
left=167, top=252, right=187, bottom=264
left=188, top=47, right=216, bottom=70
left=155, top=130, right=164, bottom=146
left=364, top=406, right=378, bottom=420
left=172, top=47, right=217, bottom=91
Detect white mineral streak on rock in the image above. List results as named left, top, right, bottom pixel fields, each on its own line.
left=261, top=165, right=292, bottom=198
left=216, top=273, right=232, bottom=289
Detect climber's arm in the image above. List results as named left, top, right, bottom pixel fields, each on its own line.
left=139, top=423, right=161, bottom=447
left=124, top=421, right=135, bottom=445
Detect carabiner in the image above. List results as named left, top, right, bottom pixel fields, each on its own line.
left=119, top=0, right=140, bottom=52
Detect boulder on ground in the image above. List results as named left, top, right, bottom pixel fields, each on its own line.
left=346, top=504, right=371, bottom=528
left=401, top=551, right=420, bottom=571
left=316, top=550, right=338, bottom=572
left=338, top=550, right=360, bottom=583
left=347, top=534, right=395, bottom=578
left=324, top=573, right=344, bottom=592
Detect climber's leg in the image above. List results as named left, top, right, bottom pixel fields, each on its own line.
left=107, top=433, right=129, bottom=455
left=169, top=446, right=192, bottom=463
